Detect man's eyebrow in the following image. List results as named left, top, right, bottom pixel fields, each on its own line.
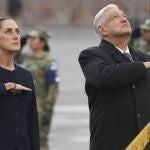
left=4, top=28, right=12, bottom=30
left=4, top=28, right=19, bottom=30
left=122, top=12, right=127, bottom=16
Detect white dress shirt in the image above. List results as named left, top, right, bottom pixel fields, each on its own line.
left=115, top=46, right=134, bottom=62
left=115, top=46, right=130, bottom=54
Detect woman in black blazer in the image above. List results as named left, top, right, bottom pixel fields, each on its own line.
left=0, top=18, right=40, bottom=150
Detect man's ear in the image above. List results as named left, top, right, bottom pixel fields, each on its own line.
left=97, top=26, right=107, bottom=37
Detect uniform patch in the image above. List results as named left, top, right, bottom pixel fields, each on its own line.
left=45, top=60, right=60, bottom=85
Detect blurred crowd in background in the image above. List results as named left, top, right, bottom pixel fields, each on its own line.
left=0, top=0, right=149, bottom=27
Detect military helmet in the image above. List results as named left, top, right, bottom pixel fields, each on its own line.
left=141, top=18, right=150, bottom=31
left=28, top=26, right=50, bottom=40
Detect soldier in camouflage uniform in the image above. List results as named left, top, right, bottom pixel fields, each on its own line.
left=15, top=26, right=60, bottom=150
left=133, top=18, right=150, bottom=54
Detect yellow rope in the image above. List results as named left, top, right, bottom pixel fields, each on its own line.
left=126, top=123, right=150, bottom=150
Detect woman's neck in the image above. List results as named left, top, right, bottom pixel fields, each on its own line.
left=0, top=50, right=15, bottom=71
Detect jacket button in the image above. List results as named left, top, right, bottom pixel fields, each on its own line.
left=137, top=113, right=141, bottom=118
left=132, top=84, right=136, bottom=89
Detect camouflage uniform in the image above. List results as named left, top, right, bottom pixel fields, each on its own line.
left=15, top=26, right=59, bottom=150
left=133, top=18, right=150, bottom=54
left=22, top=52, right=59, bottom=150
left=133, top=38, right=150, bottom=54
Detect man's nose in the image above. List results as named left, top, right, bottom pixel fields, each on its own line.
left=121, top=16, right=128, bottom=23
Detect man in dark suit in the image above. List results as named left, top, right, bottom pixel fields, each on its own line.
left=0, top=18, right=40, bottom=150
left=79, top=4, right=150, bottom=150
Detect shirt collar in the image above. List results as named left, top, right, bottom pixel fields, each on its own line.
left=115, top=46, right=130, bottom=54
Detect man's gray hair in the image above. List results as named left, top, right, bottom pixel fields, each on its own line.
left=93, top=4, right=119, bottom=37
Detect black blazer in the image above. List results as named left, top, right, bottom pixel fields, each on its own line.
left=79, top=39, right=150, bottom=150
left=0, top=65, right=40, bottom=150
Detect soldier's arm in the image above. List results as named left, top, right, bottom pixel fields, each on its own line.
left=41, top=83, right=59, bottom=127
left=46, top=83, right=59, bottom=107
left=41, top=59, right=59, bottom=127
left=43, top=59, right=60, bottom=107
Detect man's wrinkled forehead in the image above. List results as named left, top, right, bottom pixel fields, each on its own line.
left=103, top=8, right=127, bottom=19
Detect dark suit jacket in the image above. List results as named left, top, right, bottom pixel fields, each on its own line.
left=0, top=65, right=40, bottom=150
left=78, top=39, right=150, bottom=150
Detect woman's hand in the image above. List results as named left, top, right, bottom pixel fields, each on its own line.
left=4, top=82, right=32, bottom=93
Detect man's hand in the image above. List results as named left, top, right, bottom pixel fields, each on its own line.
left=143, top=62, right=150, bottom=69
left=4, top=82, right=32, bottom=93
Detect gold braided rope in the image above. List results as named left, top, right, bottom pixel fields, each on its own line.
left=126, top=123, right=150, bottom=150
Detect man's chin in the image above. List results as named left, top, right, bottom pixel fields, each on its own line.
left=123, top=28, right=132, bottom=35
left=116, top=31, right=131, bottom=37
left=124, top=31, right=132, bottom=36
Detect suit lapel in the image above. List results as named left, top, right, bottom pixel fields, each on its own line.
left=111, top=51, right=130, bottom=63
left=99, top=39, right=130, bottom=63
left=129, top=46, right=145, bottom=62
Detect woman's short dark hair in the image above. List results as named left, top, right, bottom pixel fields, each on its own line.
left=0, top=17, right=12, bottom=28
left=40, top=38, right=50, bottom=52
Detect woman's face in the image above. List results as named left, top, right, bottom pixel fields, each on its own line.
left=0, top=19, right=21, bottom=53
left=28, top=37, right=44, bottom=52
left=142, top=30, right=150, bottom=42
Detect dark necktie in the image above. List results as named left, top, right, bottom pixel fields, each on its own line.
left=123, top=52, right=133, bottom=62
